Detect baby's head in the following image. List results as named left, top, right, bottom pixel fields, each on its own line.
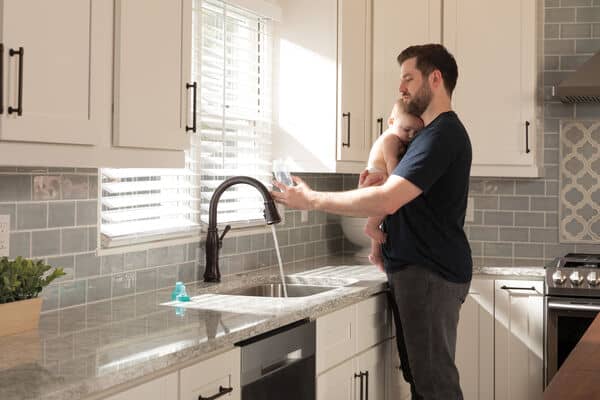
left=388, top=100, right=424, bottom=143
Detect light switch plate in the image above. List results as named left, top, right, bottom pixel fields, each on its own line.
left=465, top=197, right=475, bottom=223
left=0, top=215, right=10, bottom=257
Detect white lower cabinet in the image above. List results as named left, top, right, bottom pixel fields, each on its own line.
left=456, top=278, right=494, bottom=400
left=316, top=293, right=394, bottom=400
left=180, top=348, right=241, bottom=400
left=494, top=280, right=544, bottom=400
left=103, top=372, right=178, bottom=400
left=317, top=341, right=388, bottom=400
left=455, top=278, right=544, bottom=400
left=317, top=358, right=356, bottom=400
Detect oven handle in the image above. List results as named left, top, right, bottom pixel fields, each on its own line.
left=547, top=300, right=600, bottom=312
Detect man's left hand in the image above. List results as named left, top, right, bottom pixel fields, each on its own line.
left=270, top=176, right=315, bottom=210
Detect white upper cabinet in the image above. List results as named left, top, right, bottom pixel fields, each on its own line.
left=337, top=0, right=371, bottom=164
left=372, top=0, right=441, bottom=141
left=274, top=0, right=372, bottom=173
left=113, top=0, right=192, bottom=151
left=0, top=0, right=112, bottom=145
left=444, top=0, right=540, bottom=177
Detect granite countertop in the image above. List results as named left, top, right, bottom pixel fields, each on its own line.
left=0, top=257, right=544, bottom=400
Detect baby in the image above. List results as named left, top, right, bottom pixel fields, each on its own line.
left=362, top=100, right=423, bottom=269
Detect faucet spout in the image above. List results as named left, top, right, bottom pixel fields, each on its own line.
left=204, top=176, right=281, bottom=282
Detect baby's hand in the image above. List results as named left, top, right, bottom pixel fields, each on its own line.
left=358, top=169, right=385, bottom=188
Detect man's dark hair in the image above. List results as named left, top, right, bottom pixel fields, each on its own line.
left=397, top=44, right=458, bottom=96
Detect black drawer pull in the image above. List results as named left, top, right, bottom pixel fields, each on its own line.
left=501, top=285, right=536, bottom=291
left=364, top=370, right=369, bottom=400
left=525, top=120, right=530, bottom=154
left=198, top=386, right=233, bottom=400
left=342, top=112, right=351, bottom=147
left=354, top=372, right=364, bottom=400
left=186, top=81, right=197, bottom=133
left=0, top=43, right=4, bottom=114
left=8, top=47, right=23, bottom=116
left=377, top=117, right=383, bottom=136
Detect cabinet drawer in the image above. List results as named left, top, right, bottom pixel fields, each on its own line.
left=103, top=372, right=178, bottom=400
left=316, top=305, right=356, bottom=374
left=356, top=293, right=392, bottom=353
left=180, top=347, right=241, bottom=400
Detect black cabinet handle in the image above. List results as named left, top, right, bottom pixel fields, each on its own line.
left=198, top=386, right=233, bottom=400
left=8, top=47, right=23, bottom=116
left=354, top=372, right=364, bottom=400
left=377, top=117, right=383, bottom=136
left=186, top=81, right=197, bottom=133
left=501, top=285, right=537, bottom=292
left=525, top=120, right=530, bottom=154
left=365, top=370, right=369, bottom=400
left=342, top=112, right=351, bottom=147
left=0, top=43, right=4, bottom=114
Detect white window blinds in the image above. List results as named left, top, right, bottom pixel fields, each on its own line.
left=196, top=0, right=273, bottom=226
left=100, top=0, right=274, bottom=247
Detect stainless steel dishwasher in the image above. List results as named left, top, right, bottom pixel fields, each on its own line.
left=238, top=320, right=315, bottom=400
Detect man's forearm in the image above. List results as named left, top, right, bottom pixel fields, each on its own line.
left=309, top=186, right=389, bottom=217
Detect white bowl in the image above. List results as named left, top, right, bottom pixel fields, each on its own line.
left=340, top=216, right=371, bottom=257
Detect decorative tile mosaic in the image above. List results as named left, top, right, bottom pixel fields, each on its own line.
left=559, top=120, right=600, bottom=243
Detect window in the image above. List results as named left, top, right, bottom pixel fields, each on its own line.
left=100, top=0, right=274, bottom=248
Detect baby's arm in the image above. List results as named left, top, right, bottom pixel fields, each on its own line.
left=381, top=133, right=406, bottom=175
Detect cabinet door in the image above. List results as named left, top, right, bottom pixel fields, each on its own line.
left=180, top=348, right=241, bottom=400
left=103, top=372, right=178, bottom=400
left=494, top=280, right=544, bottom=400
left=337, top=0, right=370, bottom=163
left=113, top=0, right=191, bottom=151
left=317, top=303, right=356, bottom=374
left=372, top=0, right=441, bottom=141
left=0, top=0, right=111, bottom=145
left=355, top=293, right=392, bottom=353
left=386, top=339, right=411, bottom=400
left=317, top=358, right=355, bottom=400
left=444, top=0, right=539, bottom=177
left=455, top=278, right=494, bottom=400
left=356, top=343, right=387, bottom=400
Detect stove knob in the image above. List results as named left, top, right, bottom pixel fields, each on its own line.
left=552, top=270, right=566, bottom=285
left=570, top=271, right=584, bottom=285
left=587, top=271, right=600, bottom=286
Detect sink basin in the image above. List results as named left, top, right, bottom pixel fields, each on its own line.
left=224, top=283, right=338, bottom=298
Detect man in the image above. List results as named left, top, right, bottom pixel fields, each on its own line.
left=271, top=43, right=472, bottom=400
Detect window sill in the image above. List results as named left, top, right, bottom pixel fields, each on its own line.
left=96, top=224, right=276, bottom=256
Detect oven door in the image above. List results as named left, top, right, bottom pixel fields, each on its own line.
left=545, top=296, right=600, bottom=385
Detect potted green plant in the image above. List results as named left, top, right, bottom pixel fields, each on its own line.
left=0, top=256, right=65, bottom=336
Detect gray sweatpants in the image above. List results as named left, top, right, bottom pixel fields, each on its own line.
left=387, top=265, right=470, bottom=400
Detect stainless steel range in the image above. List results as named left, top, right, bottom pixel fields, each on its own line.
left=545, top=253, right=600, bottom=386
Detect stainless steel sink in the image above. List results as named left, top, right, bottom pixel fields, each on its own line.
left=224, top=283, right=338, bottom=298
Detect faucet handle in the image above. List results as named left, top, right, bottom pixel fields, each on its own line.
left=218, top=225, right=231, bottom=249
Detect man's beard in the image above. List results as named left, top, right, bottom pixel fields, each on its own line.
left=404, top=81, right=432, bottom=117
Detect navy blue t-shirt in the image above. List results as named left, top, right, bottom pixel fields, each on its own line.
left=382, top=111, right=473, bottom=283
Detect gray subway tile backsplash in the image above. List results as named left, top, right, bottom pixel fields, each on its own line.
left=0, top=175, right=31, bottom=201
left=17, top=202, right=47, bottom=230
left=546, top=7, right=576, bottom=22
left=32, top=229, right=61, bottom=257
left=48, top=202, right=76, bottom=228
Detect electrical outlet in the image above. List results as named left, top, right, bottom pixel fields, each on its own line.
left=465, top=197, right=475, bottom=223
left=300, top=210, right=309, bottom=223
left=0, top=215, right=10, bottom=257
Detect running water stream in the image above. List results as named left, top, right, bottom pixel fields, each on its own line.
left=270, top=225, right=288, bottom=297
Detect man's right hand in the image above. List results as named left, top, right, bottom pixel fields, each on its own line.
left=358, top=169, right=385, bottom=188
